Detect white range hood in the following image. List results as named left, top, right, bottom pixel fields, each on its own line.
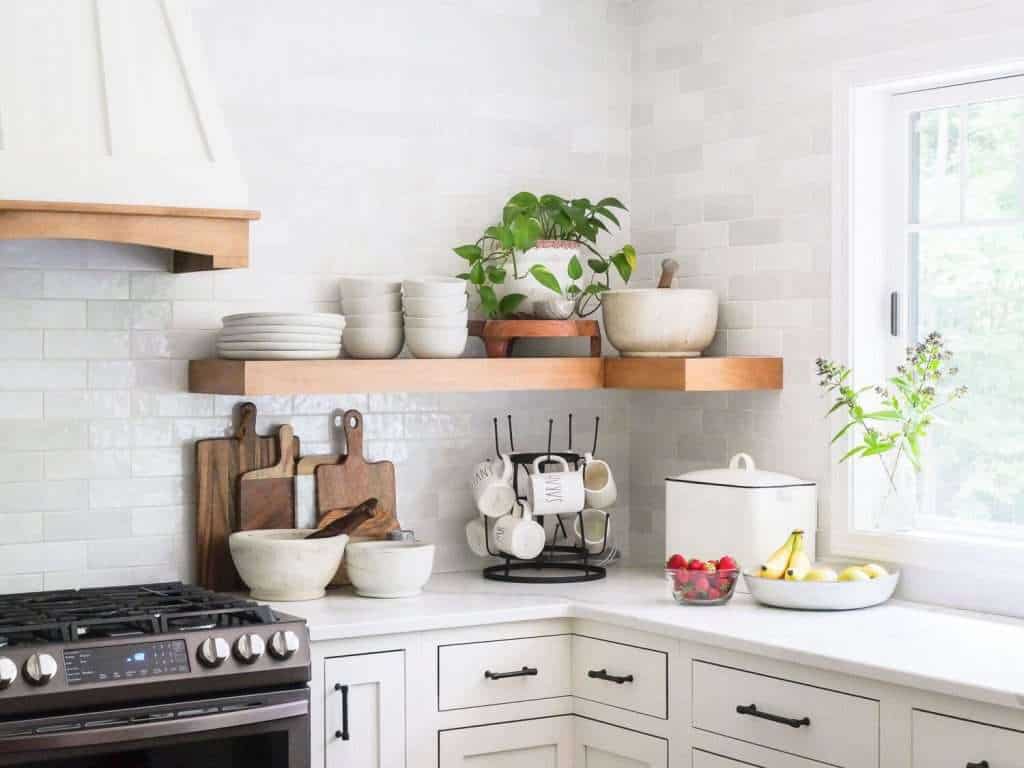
left=0, top=0, right=257, bottom=272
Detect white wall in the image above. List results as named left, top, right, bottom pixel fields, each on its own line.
left=625, top=0, right=1024, bottom=565
left=0, top=0, right=633, bottom=591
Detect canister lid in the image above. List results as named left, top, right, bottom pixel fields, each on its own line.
left=666, top=453, right=815, bottom=489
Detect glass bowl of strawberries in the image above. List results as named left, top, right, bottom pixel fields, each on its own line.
left=664, top=554, right=740, bottom=606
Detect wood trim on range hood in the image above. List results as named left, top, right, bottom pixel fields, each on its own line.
left=0, top=200, right=259, bottom=273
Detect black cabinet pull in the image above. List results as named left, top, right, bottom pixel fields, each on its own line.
left=736, top=703, right=810, bottom=729
left=588, top=668, right=634, bottom=685
left=334, top=683, right=350, bottom=741
left=966, top=762, right=989, bottom=768
left=484, top=666, right=538, bottom=680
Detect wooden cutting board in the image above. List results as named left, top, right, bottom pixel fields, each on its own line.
left=194, top=403, right=301, bottom=591
left=315, top=409, right=399, bottom=585
left=238, top=424, right=297, bottom=531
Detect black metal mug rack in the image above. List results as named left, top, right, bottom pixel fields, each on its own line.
left=481, top=415, right=610, bottom=584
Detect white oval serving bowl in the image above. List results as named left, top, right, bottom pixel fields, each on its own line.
left=402, top=277, right=467, bottom=299
left=344, top=311, right=404, bottom=329
left=229, top=529, right=349, bottom=602
left=601, top=288, right=718, bottom=357
left=345, top=540, right=435, bottom=598
left=744, top=567, right=900, bottom=611
left=403, top=295, right=468, bottom=317
left=339, top=277, right=402, bottom=298
left=342, top=327, right=404, bottom=359
left=406, top=327, right=468, bottom=358
left=341, top=292, right=402, bottom=315
left=403, top=309, right=468, bottom=328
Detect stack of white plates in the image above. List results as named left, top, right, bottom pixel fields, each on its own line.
left=339, top=277, right=404, bottom=359
left=217, top=313, right=345, bottom=360
left=402, top=277, right=468, bottom=358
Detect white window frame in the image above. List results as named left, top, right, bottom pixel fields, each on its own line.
left=830, top=35, right=1024, bottom=581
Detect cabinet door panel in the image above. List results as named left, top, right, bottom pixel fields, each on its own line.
left=575, top=717, right=667, bottom=768
left=439, top=717, right=573, bottom=768
left=325, top=650, right=405, bottom=768
left=693, top=750, right=764, bottom=768
left=914, top=709, right=1024, bottom=767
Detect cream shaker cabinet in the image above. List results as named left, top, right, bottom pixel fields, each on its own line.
left=439, top=716, right=575, bottom=768
left=574, top=718, right=668, bottom=768
left=324, top=651, right=406, bottom=768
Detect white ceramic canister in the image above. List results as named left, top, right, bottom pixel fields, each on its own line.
left=664, top=453, right=817, bottom=593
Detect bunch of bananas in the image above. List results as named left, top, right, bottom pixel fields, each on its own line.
left=758, top=531, right=888, bottom=582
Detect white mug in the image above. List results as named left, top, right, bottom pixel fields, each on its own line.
left=471, top=454, right=515, bottom=518
left=574, top=508, right=610, bottom=554
left=583, top=453, right=616, bottom=509
left=527, top=456, right=585, bottom=516
left=465, top=517, right=495, bottom=558
left=493, top=502, right=546, bottom=560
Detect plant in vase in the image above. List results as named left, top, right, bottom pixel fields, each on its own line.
left=453, top=191, right=637, bottom=319
left=816, top=332, right=968, bottom=530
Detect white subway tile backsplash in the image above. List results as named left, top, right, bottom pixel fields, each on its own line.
left=0, top=392, right=44, bottom=419
left=0, top=542, right=86, bottom=575
left=0, top=270, right=44, bottom=298
left=3, top=480, right=89, bottom=511
left=44, top=509, right=132, bottom=541
left=45, top=271, right=130, bottom=300
left=45, top=330, right=130, bottom=359
left=88, top=361, right=135, bottom=389
left=44, top=450, right=131, bottom=480
left=88, top=537, right=175, bottom=568
left=0, top=512, right=44, bottom=543
left=0, top=300, right=87, bottom=329
left=89, top=477, right=188, bottom=509
left=46, top=391, right=131, bottom=419
left=0, top=330, right=43, bottom=358
left=2, top=362, right=87, bottom=391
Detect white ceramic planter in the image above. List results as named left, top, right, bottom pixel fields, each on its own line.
left=495, top=240, right=577, bottom=316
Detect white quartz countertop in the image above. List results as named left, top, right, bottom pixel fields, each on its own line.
left=272, top=568, right=1024, bottom=710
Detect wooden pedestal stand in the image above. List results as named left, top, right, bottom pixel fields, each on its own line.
left=469, top=320, right=601, bottom=358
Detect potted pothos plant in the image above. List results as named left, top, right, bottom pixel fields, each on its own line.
left=453, top=191, right=637, bottom=319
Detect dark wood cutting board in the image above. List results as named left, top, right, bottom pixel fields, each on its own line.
left=195, top=402, right=301, bottom=591
left=315, top=410, right=399, bottom=585
left=238, top=424, right=297, bottom=531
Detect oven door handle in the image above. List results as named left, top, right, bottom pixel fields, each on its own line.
left=0, top=698, right=308, bottom=754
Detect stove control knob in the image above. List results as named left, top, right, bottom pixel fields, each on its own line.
left=24, top=653, right=57, bottom=686
left=268, top=630, right=300, bottom=660
left=197, top=637, right=230, bottom=668
left=233, top=633, right=265, bottom=664
left=0, top=657, right=17, bottom=689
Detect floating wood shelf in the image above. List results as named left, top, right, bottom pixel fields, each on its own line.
left=188, top=356, right=783, bottom=395
left=0, top=200, right=260, bottom=273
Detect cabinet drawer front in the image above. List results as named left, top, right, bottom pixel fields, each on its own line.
left=692, top=661, right=878, bottom=768
left=438, top=634, right=572, bottom=710
left=914, top=710, right=1024, bottom=767
left=572, top=635, right=667, bottom=719
left=693, top=750, right=763, bottom=768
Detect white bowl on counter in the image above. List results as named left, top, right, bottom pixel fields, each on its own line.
left=342, top=293, right=402, bottom=314
left=406, top=327, right=468, bottom=358
left=601, top=288, right=718, bottom=357
left=339, top=276, right=402, bottom=298
left=229, top=529, right=349, bottom=602
left=343, top=327, right=405, bottom=359
left=345, top=540, right=435, bottom=598
left=744, top=567, right=900, bottom=611
left=403, top=295, right=468, bottom=317
left=402, top=277, right=467, bottom=299
left=345, top=311, right=404, bottom=329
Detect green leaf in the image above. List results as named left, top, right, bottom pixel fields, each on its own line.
left=584, top=283, right=608, bottom=296
left=454, top=244, right=481, bottom=261
left=468, top=261, right=485, bottom=286
left=539, top=194, right=566, bottom=208
left=529, top=264, right=562, bottom=295
left=508, top=191, right=539, bottom=212
left=861, top=443, right=893, bottom=457
left=485, top=225, right=514, bottom=249
left=568, top=255, right=583, bottom=280
left=864, top=410, right=902, bottom=421
left=455, top=272, right=471, bottom=280
left=486, top=266, right=507, bottom=284
left=510, top=214, right=542, bottom=252
left=838, top=445, right=865, bottom=463
left=595, top=206, right=620, bottom=228
left=622, top=244, right=637, bottom=270
left=566, top=284, right=581, bottom=296
left=611, top=252, right=633, bottom=283
left=588, top=258, right=610, bottom=274
left=831, top=421, right=856, bottom=444
left=596, top=196, right=627, bottom=210
left=498, top=293, right=526, bottom=316
left=479, top=285, right=498, bottom=317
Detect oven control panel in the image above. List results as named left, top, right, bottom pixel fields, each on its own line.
left=64, top=640, right=190, bottom=686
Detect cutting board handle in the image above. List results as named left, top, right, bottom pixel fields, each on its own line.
left=235, top=402, right=258, bottom=443
left=342, top=410, right=364, bottom=459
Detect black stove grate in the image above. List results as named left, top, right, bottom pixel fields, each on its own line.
left=0, top=582, right=279, bottom=647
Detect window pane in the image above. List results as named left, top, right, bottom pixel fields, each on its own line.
left=966, top=96, right=1024, bottom=220
left=913, top=227, right=1024, bottom=535
left=911, top=107, right=961, bottom=224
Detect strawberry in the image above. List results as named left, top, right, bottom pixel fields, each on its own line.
left=703, top=561, right=717, bottom=573
left=666, top=553, right=686, bottom=570
left=694, top=576, right=710, bottom=592
left=684, top=590, right=699, bottom=600
left=718, top=555, right=738, bottom=572
left=674, top=570, right=691, bottom=587
left=687, top=558, right=706, bottom=571
left=707, top=588, right=722, bottom=600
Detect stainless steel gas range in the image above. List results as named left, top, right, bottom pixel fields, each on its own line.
left=0, top=582, right=310, bottom=767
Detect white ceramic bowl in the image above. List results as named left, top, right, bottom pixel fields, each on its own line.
left=402, top=277, right=467, bottom=299
left=403, top=295, right=468, bottom=317
left=343, top=327, right=404, bottom=359
left=339, top=277, right=402, bottom=298
left=406, top=327, right=468, bottom=359
left=340, top=293, right=402, bottom=315
left=344, top=311, right=404, bottom=329
left=229, top=529, right=348, bottom=601
left=601, top=289, right=718, bottom=357
left=403, top=309, right=468, bottom=328
left=345, top=540, right=435, bottom=598
left=744, top=567, right=900, bottom=611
